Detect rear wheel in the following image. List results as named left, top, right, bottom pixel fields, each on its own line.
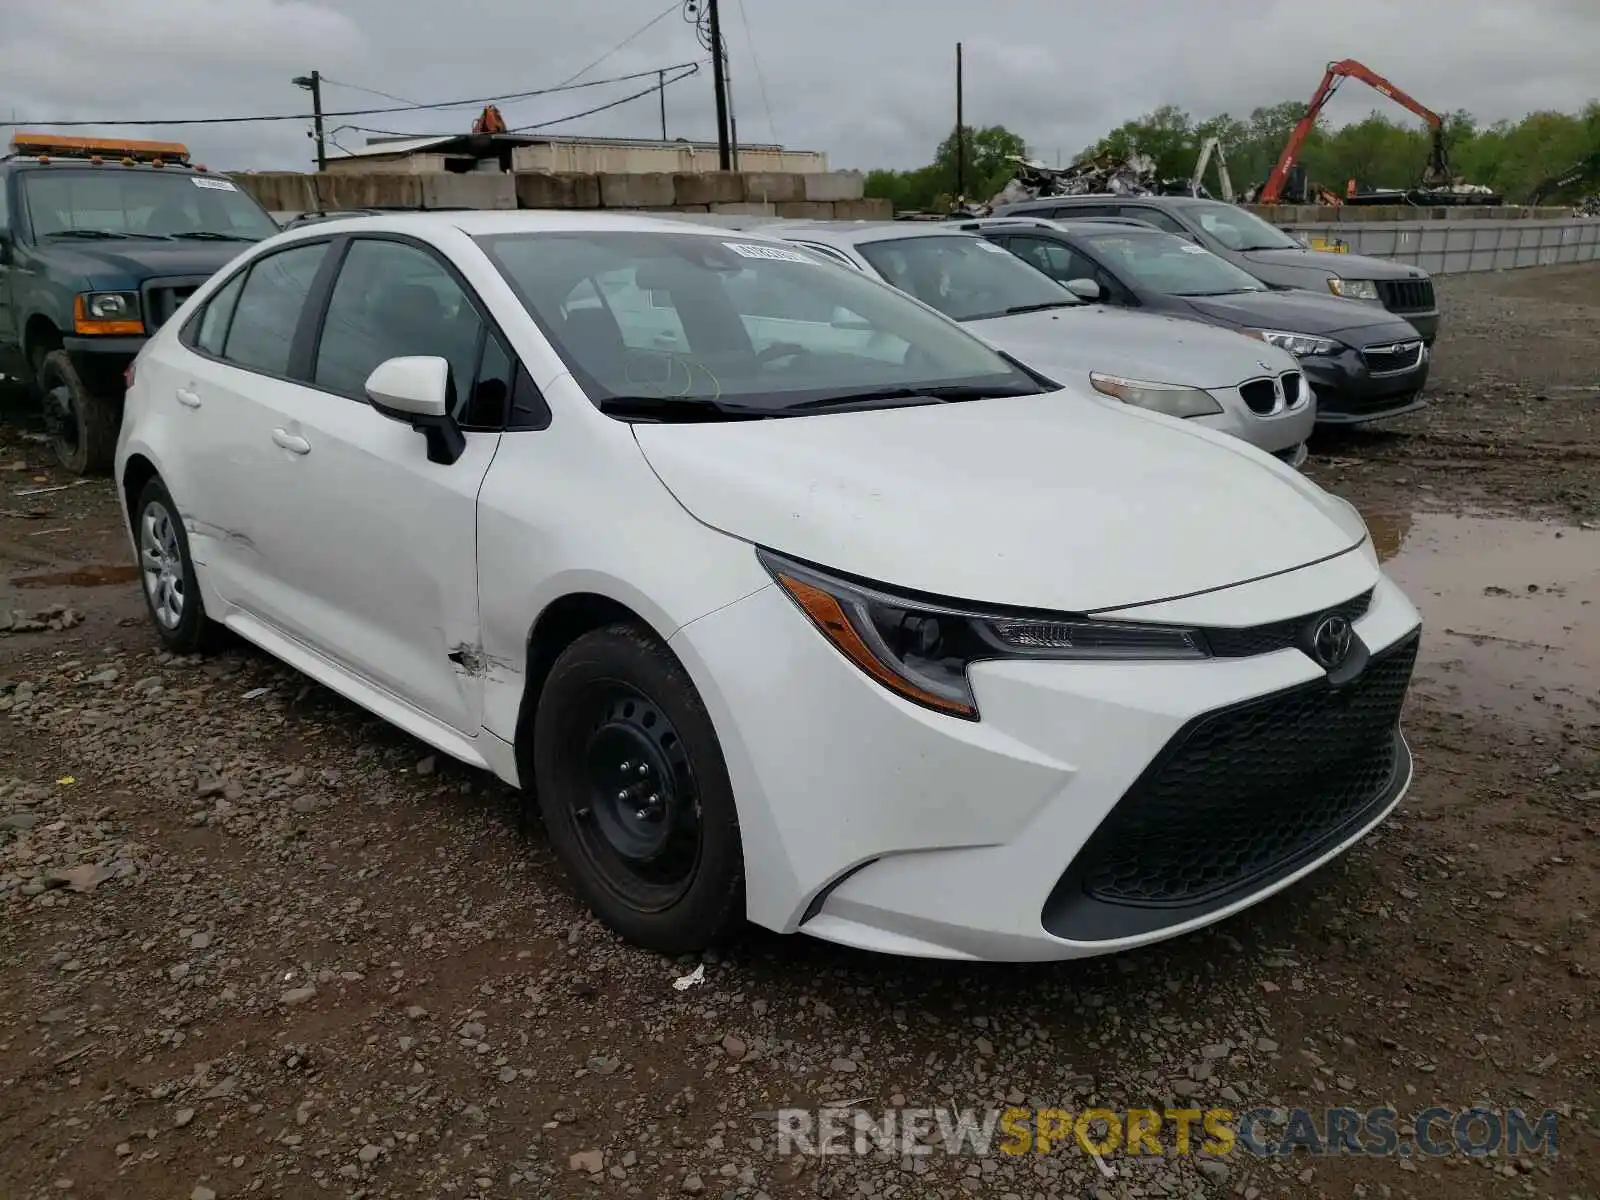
left=533, top=624, right=745, bottom=953
left=133, top=476, right=220, bottom=655
left=39, top=349, right=119, bottom=477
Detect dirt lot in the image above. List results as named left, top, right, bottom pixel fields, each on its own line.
left=1, top=264, right=1596, bottom=1200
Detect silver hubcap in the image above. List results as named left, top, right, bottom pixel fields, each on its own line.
left=140, top=501, right=185, bottom=630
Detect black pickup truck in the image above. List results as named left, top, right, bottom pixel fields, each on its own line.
left=0, top=133, right=279, bottom=474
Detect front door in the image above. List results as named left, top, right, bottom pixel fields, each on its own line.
left=238, top=235, right=506, bottom=734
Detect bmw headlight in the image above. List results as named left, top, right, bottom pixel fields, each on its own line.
left=1088, top=372, right=1223, bottom=419
left=759, top=550, right=1207, bottom=720
left=1327, top=277, right=1379, bottom=301
left=1245, top=329, right=1339, bottom=358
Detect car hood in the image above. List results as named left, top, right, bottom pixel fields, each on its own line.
left=633, top=391, right=1364, bottom=613
left=963, top=305, right=1293, bottom=389
left=1241, top=247, right=1428, bottom=281
left=34, top=240, right=253, bottom=289
left=1182, top=290, right=1423, bottom=343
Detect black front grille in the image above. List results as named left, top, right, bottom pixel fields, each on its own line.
left=1375, top=278, right=1434, bottom=313
left=1052, top=632, right=1418, bottom=920
left=1203, top=590, right=1372, bottom=658
left=144, top=284, right=198, bottom=331
left=1239, top=379, right=1277, bottom=415
left=1282, top=372, right=1303, bottom=406
left=1361, top=342, right=1423, bottom=373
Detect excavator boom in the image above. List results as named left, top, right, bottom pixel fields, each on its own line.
left=1260, top=58, right=1449, bottom=204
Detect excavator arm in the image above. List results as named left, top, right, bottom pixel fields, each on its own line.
left=1260, top=59, right=1450, bottom=204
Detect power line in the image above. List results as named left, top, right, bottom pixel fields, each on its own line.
left=0, top=62, right=701, bottom=129
left=734, top=0, right=778, bottom=145
left=319, top=77, right=423, bottom=107
left=556, top=0, right=682, bottom=89
left=343, top=64, right=701, bottom=139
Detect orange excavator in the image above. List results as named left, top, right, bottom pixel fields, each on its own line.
left=1259, top=59, right=1453, bottom=205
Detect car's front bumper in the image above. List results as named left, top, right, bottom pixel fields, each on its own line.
left=671, top=554, right=1422, bottom=961
left=1302, top=343, right=1430, bottom=425
left=62, top=334, right=146, bottom=394
left=1193, top=387, right=1316, bottom=458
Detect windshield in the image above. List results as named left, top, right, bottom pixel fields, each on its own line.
left=1085, top=231, right=1268, bottom=296
left=22, top=169, right=279, bottom=241
left=1181, top=201, right=1301, bottom=252
left=855, top=235, right=1079, bottom=322
left=476, top=230, right=1045, bottom=417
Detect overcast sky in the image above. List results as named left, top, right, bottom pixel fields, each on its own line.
left=3, top=0, right=1597, bottom=174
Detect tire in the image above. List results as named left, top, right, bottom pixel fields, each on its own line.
left=132, top=476, right=220, bottom=655
left=39, top=349, right=119, bottom=476
left=533, top=623, right=745, bottom=954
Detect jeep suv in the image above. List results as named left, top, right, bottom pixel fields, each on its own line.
left=990, top=195, right=1440, bottom=345
left=0, top=133, right=279, bottom=473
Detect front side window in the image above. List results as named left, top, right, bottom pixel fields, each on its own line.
left=476, top=230, right=1045, bottom=417
left=314, top=238, right=484, bottom=413
left=223, top=242, right=328, bottom=376
left=1005, top=236, right=1097, bottom=284
left=1085, top=231, right=1268, bottom=297
left=1181, top=201, right=1300, bottom=251
left=857, top=235, right=1079, bottom=322
left=21, top=169, right=278, bottom=243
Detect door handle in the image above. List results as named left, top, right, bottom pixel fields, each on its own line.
left=175, top=387, right=202, bottom=409
left=271, top=428, right=311, bottom=455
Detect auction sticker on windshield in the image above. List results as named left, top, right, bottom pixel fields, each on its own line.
left=723, top=242, right=815, bottom=263
left=191, top=178, right=239, bottom=191
left=1180, top=243, right=1209, bottom=254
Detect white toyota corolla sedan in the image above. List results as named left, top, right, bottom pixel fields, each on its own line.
left=115, top=211, right=1421, bottom=962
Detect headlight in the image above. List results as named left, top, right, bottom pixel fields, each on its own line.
left=1088, top=372, right=1223, bottom=418
left=1327, top=277, right=1379, bottom=301
left=1244, top=329, right=1339, bottom=357
left=759, top=550, right=1207, bottom=721
left=74, top=291, right=144, bottom=334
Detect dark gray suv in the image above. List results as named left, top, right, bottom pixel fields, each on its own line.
left=990, top=195, right=1439, bottom=345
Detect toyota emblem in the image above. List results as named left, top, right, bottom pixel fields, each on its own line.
left=1310, top=614, right=1355, bottom=670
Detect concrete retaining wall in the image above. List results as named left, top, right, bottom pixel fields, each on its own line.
left=234, top=169, right=888, bottom=222
left=1274, top=217, right=1600, bottom=275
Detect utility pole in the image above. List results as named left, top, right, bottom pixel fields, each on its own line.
left=658, top=69, right=668, bottom=141
left=707, top=0, right=732, bottom=169
left=954, top=43, right=965, bottom=202
left=292, top=71, right=327, bottom=172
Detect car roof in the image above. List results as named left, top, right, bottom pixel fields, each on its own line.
left=952, top=217, right=1168, bottom=238
left=770, top=221, right=988, bottom=249
left=263, top=208, right=811, bottom=242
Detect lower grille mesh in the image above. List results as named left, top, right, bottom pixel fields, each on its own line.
left=1068, top=632, right=1418, bottom=907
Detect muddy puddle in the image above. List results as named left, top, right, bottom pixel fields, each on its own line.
left=9, top=563, right=140, bottom=589
left=1367, top=510, right=1599, bottom=729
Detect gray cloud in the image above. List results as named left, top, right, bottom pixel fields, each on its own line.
left=3, top=0, right=1596, bottom=174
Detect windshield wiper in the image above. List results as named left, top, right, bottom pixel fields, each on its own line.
left=1001, top=300, right=1080, bottom=315
left=44, top=229, right=136, bottom=240
left=597, top=394, right=771, bottom=422
left=167, top=231, right=258, bottom=242
left=785, top=384, right=1038, bottom=413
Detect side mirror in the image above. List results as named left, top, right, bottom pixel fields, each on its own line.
left=1064, top=277, right=1102, bottom=302
left=364, top=356, right=465, bottom=465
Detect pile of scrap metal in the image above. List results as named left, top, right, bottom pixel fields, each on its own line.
left=980, top=150, right=1212, bottom=211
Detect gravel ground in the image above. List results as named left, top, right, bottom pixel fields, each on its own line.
left=1, top=264, right=1596, bottom=1200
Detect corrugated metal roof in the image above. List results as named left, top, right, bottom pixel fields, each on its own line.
left=333, top=136, right=462, bottom=160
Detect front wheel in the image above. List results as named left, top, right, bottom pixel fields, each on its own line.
left=39, top=350, right=119, bottom=476
left=533, top=624, right=745, bottom=954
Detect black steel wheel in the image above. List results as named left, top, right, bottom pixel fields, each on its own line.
left=39, top=349, right=118, bottom=477
left=533, top=624, right=744, bottom=953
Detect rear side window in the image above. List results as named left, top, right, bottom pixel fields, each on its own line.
left=1117, top=206, right=1188, bottom=235
left=1053, top=204, right=1116, bottom=219
left=1006, top=235, right=1097, bottom=283
left=223, top=242, right=328, bottom=376
left=314, top=238, right=483, bottom=409
left=194, top=273, right=245, bottom=357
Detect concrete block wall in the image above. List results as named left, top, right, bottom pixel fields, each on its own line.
left=233, top=169, right=890, bottom=222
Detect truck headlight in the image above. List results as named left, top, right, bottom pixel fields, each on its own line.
left=74, top=291, right=144, bottom=334
left=1089, top=372, right=1223, bottom=418
left=1245, top=329, right=1339, bottom=357
left=1327, top=277, right=1379, bottom=301
left=760, top=550, right=1207, bottom=721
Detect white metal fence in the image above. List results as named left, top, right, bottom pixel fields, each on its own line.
left=1275, top=218, right=1600, bottom=275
